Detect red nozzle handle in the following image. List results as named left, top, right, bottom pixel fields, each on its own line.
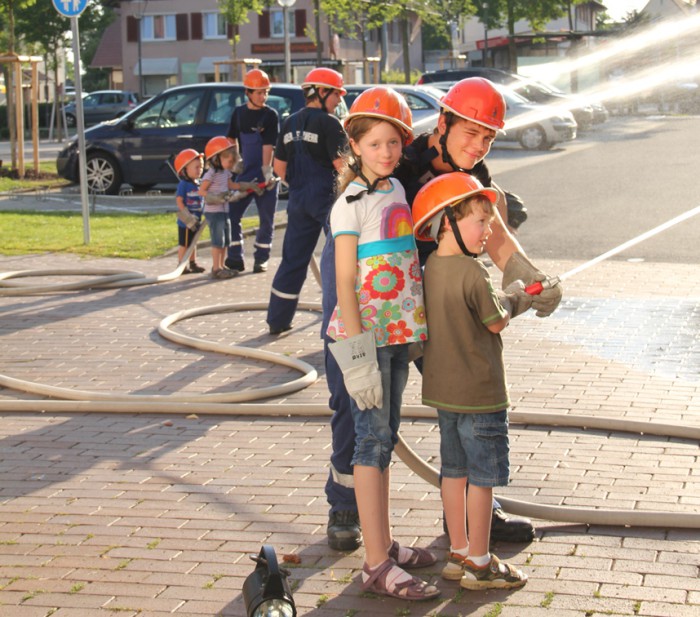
left=525, top=281, right=544, bottom=295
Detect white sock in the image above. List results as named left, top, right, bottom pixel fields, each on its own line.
left=468, top=552, right=491, bottom=567
left=450, top=546, right=469, bottom=557
left=362, top=561, right=414, bottom=592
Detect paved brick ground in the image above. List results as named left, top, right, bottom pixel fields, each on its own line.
left=0, top=244, right=698, bottom=617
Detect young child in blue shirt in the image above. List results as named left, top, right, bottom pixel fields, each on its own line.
left=173, top=148, right=205, bottom=274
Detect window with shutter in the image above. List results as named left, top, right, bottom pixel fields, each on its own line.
left=259, top=11, right=270, bottom=38
left=176, top=14, right=189, bottom=41
left=127, top=16, right=138, bottom=43
left=191, top=12, right=203, bottom=40
left=294, top=9, right=306, bottom=37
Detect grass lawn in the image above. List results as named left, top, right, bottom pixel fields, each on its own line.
left=0, top=211, right=199, bottom=259
left=0, top=164, right=270, bottom=259
left=0, top=161, right=71, bottom=194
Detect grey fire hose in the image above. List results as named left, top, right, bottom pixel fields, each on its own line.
left=1, top=233, right=699, bottom=529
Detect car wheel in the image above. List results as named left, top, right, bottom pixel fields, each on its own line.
left=519, top=126, right=549, bottom=150
left=86, top=152, right=122, bottom=195
left=65, top=113, right=76, bottom=128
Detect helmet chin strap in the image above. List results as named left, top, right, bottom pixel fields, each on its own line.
left=346, top=160, right=390, bottom=203
left=439, top=113, right=471, bottom=173
left=444, top=206, right=477, bottom=258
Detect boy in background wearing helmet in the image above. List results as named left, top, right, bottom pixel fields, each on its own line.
left=266, top=67, right=348, bottom=335
left=225, top=69, right=279, bottom=274
left=324, top=78, right=562, bottom=549
left=326, top=86, right=439, bottom=601
left=174, top=148, right=205, bottom=274
left=413, top=172, right=531, bottom=590
left=200, top=136, right=256, bottom=280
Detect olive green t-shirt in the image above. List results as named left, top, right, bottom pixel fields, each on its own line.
left=422, top=253, right=510, bottom=412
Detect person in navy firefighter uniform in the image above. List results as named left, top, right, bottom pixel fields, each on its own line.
left=226, top=69, right=280, bottom=274
left=266, top=67, right=348, bottom=335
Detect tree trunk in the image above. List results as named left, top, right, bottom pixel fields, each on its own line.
left=506, top=0, right=517, bottom=73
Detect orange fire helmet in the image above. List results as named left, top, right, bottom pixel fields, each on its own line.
left=439, top=77, right=506, bottom=131
left=344, top=86, right=414, bottom=145
left=243, top=68, right=271, bottom=90
left=301, top=67, right=347, bottom=96
left=204, top=136, right=236, bottom=161
left=174, top=148, right=202, bottom=179
left=412, top=172, right=499, bottom=242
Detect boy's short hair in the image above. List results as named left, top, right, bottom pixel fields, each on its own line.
left=437, top=194, right=495, bottom=241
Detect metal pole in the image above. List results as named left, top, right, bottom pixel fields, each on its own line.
left=283, top=5, right=291, bottom=82
left=483, top=2, right=489, bottom=67
left=71, top=16, right=90, bottom=244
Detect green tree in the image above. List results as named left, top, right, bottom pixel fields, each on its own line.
left=218, top=0, right=267, bottom=60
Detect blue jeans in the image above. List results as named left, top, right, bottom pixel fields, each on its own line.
left=350, top=344, right=409, bottom=472
left=438, top=409, right=510, bottom=488
left=205, top=212, right=231, bottom=249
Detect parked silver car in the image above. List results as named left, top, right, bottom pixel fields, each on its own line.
left=429, top=81, right=577, bottom=150
left=63, top=90, right=140, bottom=128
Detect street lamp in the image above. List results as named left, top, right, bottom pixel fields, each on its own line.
left=277, top=0, right=297, bottom=83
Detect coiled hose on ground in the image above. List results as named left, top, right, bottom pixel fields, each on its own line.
left=1, top=225, right=698, bottom=529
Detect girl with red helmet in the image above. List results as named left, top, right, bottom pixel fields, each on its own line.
left=199, top=136, right=246, bottom=280
left=324, top=87, right=439, bottom=601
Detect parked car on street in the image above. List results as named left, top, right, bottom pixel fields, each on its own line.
left=57, top=83, right=315, bottom=194
left=428, top=81, right=577, bottom=150
left=63, top=90, right=140, bottom=128
left=419, top=67, right=608, bottom=128
left=343, top=84, right=445, bottom=123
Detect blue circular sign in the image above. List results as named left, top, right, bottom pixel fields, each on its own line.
left=52, top=0, right=89, bottom=17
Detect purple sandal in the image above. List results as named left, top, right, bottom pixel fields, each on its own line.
left=361, top=558, right=441, bottom=601
left=388, top=540, right=437, bottom=569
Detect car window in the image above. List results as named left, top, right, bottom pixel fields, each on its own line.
left=83, top=94, right=99, bottom=107
left=133, top=90, right=204, bottom=129
left=401, top=92, right=431, bottom=111
left=267, top=94, right=296, bottom=122
left=205, top=89, right=245, bottom=124
left=102, top=93, right=122, bottom=105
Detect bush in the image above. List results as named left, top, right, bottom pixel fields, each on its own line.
left=381, top=69, right=423, bottom=85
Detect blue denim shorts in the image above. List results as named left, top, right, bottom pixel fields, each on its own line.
left=437, top=409, right=510, bottom=487
left=350, top=343, right=409, bottom=471
left=205, top=212, right=231, bottom=248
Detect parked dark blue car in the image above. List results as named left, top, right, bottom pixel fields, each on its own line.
left=56, top=83, right=307, bottom=194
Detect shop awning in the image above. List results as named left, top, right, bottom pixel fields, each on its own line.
left=133, top=58, right=179, bottom=76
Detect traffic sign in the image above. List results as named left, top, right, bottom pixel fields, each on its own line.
left=52, top=0, right=89, bottom=18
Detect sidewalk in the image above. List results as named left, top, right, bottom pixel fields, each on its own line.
left=0, top=243, right=699, bottom=616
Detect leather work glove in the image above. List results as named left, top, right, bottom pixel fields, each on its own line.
left=502, top=252, right=563, bottom=318
left=238, top=180, right=262, bottom=194
left=496, top=279, right=532, bottom=318
left=328, top=331, right=383, bottom=411
left=226, top=190, right=246, bottom=203
left=205, top=192, right=230, bottom=205
left=262, top=164, right=278, bottom=191
left=177, top=209, right=199, bottom=231
left=262, top=164, right=274, bottom=182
